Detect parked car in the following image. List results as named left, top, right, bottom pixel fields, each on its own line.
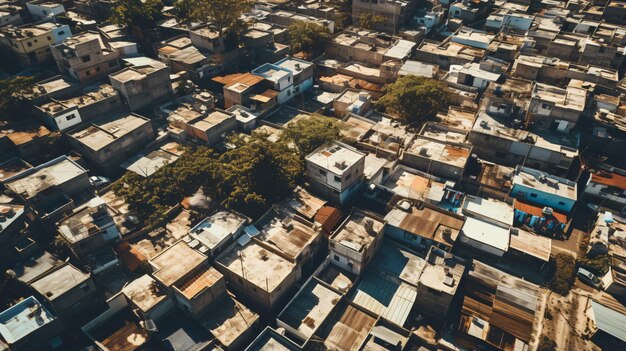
left=90, top=176, right=111, bottom=188
left=577, top=267, right=602, bottom=289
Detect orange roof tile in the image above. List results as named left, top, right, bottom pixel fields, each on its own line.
left=591, top=172, right=626, bottom=191
left=514, top=199, right=567, bottom=223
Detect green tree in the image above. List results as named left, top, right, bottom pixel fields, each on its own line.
left=172, top=0, right=194, bottom=22
left=280, top=114, right=343, bottom=156
left=114, top=137, right=303, bottom=223
left=183, top=0, right=253, bottom=36
left=288, top=21, right=331, bottom=57
left=549, top=253, right=576, bottom=295
left=377, top=76, right=449, bottom=123
left=358, top=12, right=385, bottom=29
left=578, top=254, right=611, bottom=276
left=111, top=0, right=164, bottom=30
left=0, top=76, right=34, bottom=121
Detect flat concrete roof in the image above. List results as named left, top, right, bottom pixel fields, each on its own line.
left=30, top=264, right=90, bottom=301
left=5, top=156, right=86, bottom=198
left=200, top=296, right=259, bottom=347
left=278, top=279, right=341, bottom=339
left=190, top=211, right=248, bottom=250
left=0, top=296, right=55, bottom=344
left=69, top=114, right=150, bottom=151
left=149, top=241, right=207, bottom=287
left=216, top=241, right=295, bottom=293
left=331, top=210, right=384, bottom=253
left=122, top=274, right=168, bottom=312
left=306, top=141, right=365, bottom=176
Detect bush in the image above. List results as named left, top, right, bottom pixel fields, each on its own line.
left=578, top=254, right=611, bottom=276
left=549, top=253, right=576, bottom=295
left=537, top=336, right=557, bottom=351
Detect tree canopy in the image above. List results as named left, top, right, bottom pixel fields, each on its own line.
left=0, top=76, right=34, bottom=121
left=288, top=21, right=331, bottom=57
left=110, top=0, right=165, bottom=30
left=114, top=135, right=303, bottom=223
left=549, top=253, right=576, bottom=295
left=358, top=12, right=385, bottom=29
left=377, top=76, right=449, bottom=123
left=280, top=114, right=343, bottom=156
left=180, top=0, right=253, bottom=35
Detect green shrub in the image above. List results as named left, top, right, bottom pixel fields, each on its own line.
left=549, top=253, right=576, bottom=295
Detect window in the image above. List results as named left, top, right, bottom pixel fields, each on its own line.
left=85, top=70, right=91, bottom=76
left=58, top=31, right=65, bottom=35
left=541, top=103, right=552, bottom=110
left=530, top=193, right=538, bottom=198
left=66, top=114, right=77, bottom=121
left=319, top=169, right=327, bottom=176
left=334, top=175, right=341, bottom=182
left=47, top=36, right=51, bottom=40
left=347, top=261, right=353, bottom=269
left=403, top=232, right=416, bottom=241
left=81, top=55, right=91, bottom=63
left=333, top=254, right=340, bottom=262
left=27, top=42, right=32, bottom=47
left=558, top=201, right=566, bottom=206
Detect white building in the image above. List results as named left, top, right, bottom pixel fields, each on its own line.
left=305, top=141, right=366, bottom=204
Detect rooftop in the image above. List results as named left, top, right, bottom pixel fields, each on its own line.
left=5, top=156, right=87, bottom=199
left=473, top=112, right=579, bottom=159
left=509, top=228, right=551, bottom=262
left=255, top=206, right=319, bottom=261
left=216, top=241, right=296, bottom=292
left=122, top=274, right=168, bottom=313
left=306, top=141, right=366, bottom=175
left=317, top=304, right=376, bottom=351
left=69, top=114, right=150, bottom=151
left=109, top=61, right=167, bottom=83
left=460, top=261, right=544, bottom=344
left=200, top=296, right=259, bottom=347
left=405, top=136, right=471, bottom=169
left=0, top=158, right=32, bottom=183
left=278, top=279, right=341, bottom=340
left=371, top=240, right=426, bottom=286
left=245, top=327, right=301, bottom=351
left=350, top=266, right=417, bottom=326
left=30, top=264, right=90, bottom=301
left=420, top=247, right=465, bottom=296
left=512, top=166, right=577, bottom=200
left=331, top=210, right=385, bottom=253
left=57, top=197, right=115, bottom=244
left=461, top=216, right=510, bottom=252
left=189, top=211, right=249, bottom=251
left=252, top=63, right=291, bottom=83
left=149, top=241, right=207, bottom=287
left=461, top=195, right=514, bottom=227
left=275, top=57, right=313, bottom=74
left=121, top=141, right=183, bottom=177
left=532, top=83, right=586, bottom=112
left=0, top=296, right=56, bottom=344
left=37, top=84, right=117, bottom=115
left=385, top=200, right=464, bottom=246
left=174, top=265, right=223, bottom=300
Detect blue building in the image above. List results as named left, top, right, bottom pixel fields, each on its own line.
left=510, top=166, right=577, bottom=213
left=0, top=296, right=64, bottom=351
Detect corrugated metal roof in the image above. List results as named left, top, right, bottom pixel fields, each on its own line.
left=591, top=298, right=626, bottom=342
